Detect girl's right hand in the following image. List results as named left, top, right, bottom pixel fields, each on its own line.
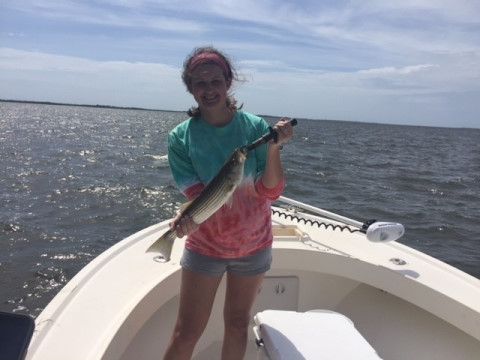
left=170, top=212, right=199, bottom=238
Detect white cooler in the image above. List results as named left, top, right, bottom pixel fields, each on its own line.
left=253, top=310, right=381, bottom=360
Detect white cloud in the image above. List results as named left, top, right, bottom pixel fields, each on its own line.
left=5, top=1, right=479, bottom=56
left=1, top=46, right=479, bottom=124
left=0, top=48, right=189, bottom=109
left=357, top=64, right=438, bottom=76
left=2, top=1, right=480, bottom=127
left=3, top=0, right=207, bottom=33
left=0, top=48, right=177, bottom=74
left=361, top=0, right=480, bottom=24
left=239, top=59, right=288, bottom=69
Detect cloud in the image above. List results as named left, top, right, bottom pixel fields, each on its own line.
left=5, top=1, right=479, bottom=58
left=361, top=0, right=480, bottom=24
left=0, top=48, right=177, bottom=74
left=357, top=64, right=438, bottom=76
left=3, top=0, right=207, bottom=33
left=239, top=59, right=289, bottom=70
left=0, top=47, right=189, bottom=109
left=1, top=1, right=480, bottom=127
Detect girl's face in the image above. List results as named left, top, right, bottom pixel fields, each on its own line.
left=189, top=63, right=231, bottom=111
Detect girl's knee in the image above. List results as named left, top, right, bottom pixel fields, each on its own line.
left=172, top=321, right=204, bottom=346
left=224, top=313, right=250, bottom=333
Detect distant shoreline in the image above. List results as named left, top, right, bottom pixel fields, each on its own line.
left=1, top=98, right=478, bottom=130
left=0, top=99, right=181, bottom=113
left=0, top=99, right=280, bottom=120
left=0, top=98, right=279, bottom=121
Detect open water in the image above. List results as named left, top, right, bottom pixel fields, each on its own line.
left=1, top=101, right=479, bottom=318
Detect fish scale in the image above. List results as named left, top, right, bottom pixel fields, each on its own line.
left=146, top=118, right=298, bottom=260
left=146, top=147, right=247, bottom=260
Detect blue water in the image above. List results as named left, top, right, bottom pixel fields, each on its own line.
left=1, top=101, right=479, bottom=317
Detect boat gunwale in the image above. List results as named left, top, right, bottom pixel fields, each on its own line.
left=27, top=204, right=480, bottom=359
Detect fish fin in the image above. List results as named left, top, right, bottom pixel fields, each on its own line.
left=225, top=194, right=234, bottom=208
left=146, top=228, right=177, bottom=261
left=178, top=201, right=192, bottom=213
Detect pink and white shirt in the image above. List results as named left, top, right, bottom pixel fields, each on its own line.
left=168, top=111, right=284, bottom=258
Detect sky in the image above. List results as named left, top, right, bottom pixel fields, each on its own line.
left=1, top=0, right=480, bottom=128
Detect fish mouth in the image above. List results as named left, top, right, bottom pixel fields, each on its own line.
left=238, top=146, right=248, bottom=155
left=231, top=148, right=247, bottom=165
left=237, top=147, right=248, bottom=161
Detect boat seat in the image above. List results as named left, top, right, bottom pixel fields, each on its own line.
left=253, top=310, right=381, bottom=360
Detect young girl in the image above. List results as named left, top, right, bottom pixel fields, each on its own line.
left=163, top=46, right=294, bottom=360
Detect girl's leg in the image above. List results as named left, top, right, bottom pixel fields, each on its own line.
left=163, top=268, right=222, bottom=360
left=221, top=272, right=265, bottom=360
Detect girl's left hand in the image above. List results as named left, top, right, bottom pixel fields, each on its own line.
left=271, top=117, right=294, bottom=148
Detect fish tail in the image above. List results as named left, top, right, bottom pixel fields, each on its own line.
left=146, top=228, right=177, bottom=260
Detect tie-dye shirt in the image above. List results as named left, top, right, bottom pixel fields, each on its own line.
left=168, top=111, right=285, bottom=258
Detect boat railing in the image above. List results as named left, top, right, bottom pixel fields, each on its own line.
left=276, top=196, right=405, bottom=243
left=276, top=196, right=364, bottom=229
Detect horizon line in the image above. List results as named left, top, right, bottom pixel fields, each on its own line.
left=1, top=98, right=478, bottom=131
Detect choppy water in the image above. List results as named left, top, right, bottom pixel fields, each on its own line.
left=1, top=101, right=479, bottom=317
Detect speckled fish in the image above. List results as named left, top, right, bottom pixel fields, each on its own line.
left=147, top=147, right=248, bottom=260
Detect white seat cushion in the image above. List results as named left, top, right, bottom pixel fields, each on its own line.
left=254, top=310, right=381, bottom=360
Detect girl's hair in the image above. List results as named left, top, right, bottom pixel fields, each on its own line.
left=182, top=46, right=242, bottom=118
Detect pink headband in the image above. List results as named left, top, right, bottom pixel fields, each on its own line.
left=188, top=52, right=230, bottom=76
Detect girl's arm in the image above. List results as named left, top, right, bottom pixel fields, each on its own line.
left=260, top=118, right=294, bottom=189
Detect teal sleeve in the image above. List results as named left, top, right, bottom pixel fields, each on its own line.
left=167, top=131, right=201, bottom=193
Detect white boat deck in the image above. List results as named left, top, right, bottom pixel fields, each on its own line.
left=27, top=205, right=480, bottom=360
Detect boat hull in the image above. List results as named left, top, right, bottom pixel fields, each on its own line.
left=27, top=204, right=480, bottom=360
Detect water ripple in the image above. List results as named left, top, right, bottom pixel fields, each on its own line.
left=1, top=103, right=479, bottom=317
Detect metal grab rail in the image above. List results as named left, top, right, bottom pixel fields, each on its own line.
left=276, top=196, right=364, bottom=229
left=275, top=196, right=405, bottom=243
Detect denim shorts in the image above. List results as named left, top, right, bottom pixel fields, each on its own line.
left=180, top=246, right=272, bottom=277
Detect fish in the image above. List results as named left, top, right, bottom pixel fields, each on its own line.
left=146, top=147, right=248, bottom=260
